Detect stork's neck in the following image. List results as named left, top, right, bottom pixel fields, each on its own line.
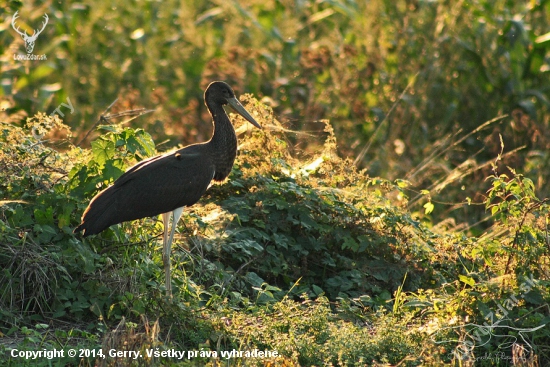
left=207, top=102, right=238, bottom=181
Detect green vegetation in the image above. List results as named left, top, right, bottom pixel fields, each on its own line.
left=1, top=0, right=550, bottom=366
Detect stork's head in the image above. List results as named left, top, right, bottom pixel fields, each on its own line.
left=205, top=81, right=261, bottom=129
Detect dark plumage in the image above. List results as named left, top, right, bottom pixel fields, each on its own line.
left=73, top=146, right=212, bottom=236
left=74, top=81, right=261, bottom=296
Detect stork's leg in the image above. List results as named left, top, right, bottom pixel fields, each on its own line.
left=161, top=212, right=171, bottom=297
left=161, top=207, right=184, bottom=298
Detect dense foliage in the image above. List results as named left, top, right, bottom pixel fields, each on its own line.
left=1, top=100, right=549, bottom=366
left=2, top=0, right=550, bottom=229
left=1, top=0, right=549, bottom=366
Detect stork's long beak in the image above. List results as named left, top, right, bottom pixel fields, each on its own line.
left=227, top=97, right=262, bottom=129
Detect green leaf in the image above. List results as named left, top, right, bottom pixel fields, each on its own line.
left=459, top=275, right=475, bottom=287
left=342, top=237, right=359, bottom=252
left=103, top=159, right=125, bottom=182
left=423, top=202, right=434, bottom=215
left=245, top=272, right=265, bottom=287
left=34, top=206, right=54, bottom=225
left=91, top=139, right=115, bottom=166
left=395, top=179, right=410, bottom=188
left=523, top=290, right=544, bottom=305
left=126, top=130, right=156, bottom=157
left=312, top=284, right=324, bottom=296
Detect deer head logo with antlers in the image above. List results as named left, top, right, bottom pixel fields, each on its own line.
left=11, top=11, right=49, bottom=54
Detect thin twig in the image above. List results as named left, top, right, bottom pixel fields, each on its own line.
left=76, top=98, right=118, bottom=147
left=354, top=72, right=419, bottom=166
left=106, top=108, right=156, bottom=126
left=76, top=100, right=155, bottom=147
left=504, top=198, right=549, bottom=275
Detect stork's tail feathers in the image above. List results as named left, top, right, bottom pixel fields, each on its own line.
left=74, top=186, right=121, bottom=237
left=73, top=222, right=86, bottom=235
left=73, top=220, right=102, bottom=237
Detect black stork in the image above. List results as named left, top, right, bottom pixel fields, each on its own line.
left=74, top=81, right=261, bottom=296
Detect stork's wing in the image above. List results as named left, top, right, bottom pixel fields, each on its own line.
left=75, top=144, right=215, bottom=236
